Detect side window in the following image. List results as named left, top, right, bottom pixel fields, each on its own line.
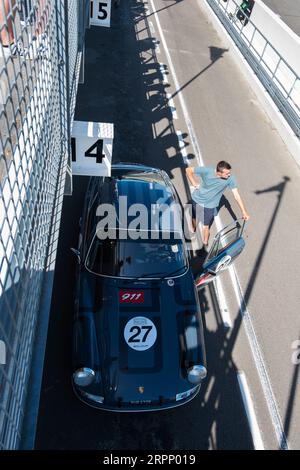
left=195, top=219, right=246, bottom=287
left=205, top=220, right=245, bottom=262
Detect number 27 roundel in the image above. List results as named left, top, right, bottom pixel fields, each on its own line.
left=124, top=317, right=157, bottom=351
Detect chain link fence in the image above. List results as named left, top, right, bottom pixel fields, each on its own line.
left=0, top=0, right=89, bottom=449
left=206, top=0, right=300, bottom=138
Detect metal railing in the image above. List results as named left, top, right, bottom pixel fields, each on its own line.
left=206, top=0, right=300, bottom=138
left=0, top=0, right=89, bottom=449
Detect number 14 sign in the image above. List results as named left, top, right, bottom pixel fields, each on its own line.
left=90, top=0, right=112, bottom=27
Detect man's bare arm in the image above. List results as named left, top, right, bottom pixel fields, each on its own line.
left=186, top=167, right=199, bottom=188
left=232, top=188, right=250, bottom=220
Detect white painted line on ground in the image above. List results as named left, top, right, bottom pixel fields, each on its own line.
left=151, top=0, right=288, bottom=450
left=206, top=194, right=233, bottom=328
left=167, top=93, right=178, bottom=119
left=229, top=264, right=289, bottom=450
left=176, top=130, right=189, bottom=166
left=159, top=63, right=168, bottom=84
left=150, top=0, right=204, bottom=167
left=154, top=40, right=161, bottom=54
left=237, top=371, right=265, bottom=450
left=213, top=276, right=232, bottom=328
left=149, top=21, right=155, bottom=35
left=216, top=212, right=288, bottom=448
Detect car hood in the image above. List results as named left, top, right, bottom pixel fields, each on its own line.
left=73, top=270, right=206, bottom=407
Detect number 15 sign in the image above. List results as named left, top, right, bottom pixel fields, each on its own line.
left=90, top=0, right=112, bottom=27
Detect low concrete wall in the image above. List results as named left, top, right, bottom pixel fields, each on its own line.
left=251, top=1, right=300, bottom=77
left=201, top=0, right=300, bottom=168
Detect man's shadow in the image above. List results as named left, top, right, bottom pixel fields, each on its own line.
left=217, top=194, right=238, bottom=222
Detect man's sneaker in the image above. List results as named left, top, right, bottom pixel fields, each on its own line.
left=189, top=230, right=198, bottom=241
left=201, top=242, right=209, bottom=252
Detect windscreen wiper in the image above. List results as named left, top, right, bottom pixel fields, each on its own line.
left=161, top=266, right=188, bottom=279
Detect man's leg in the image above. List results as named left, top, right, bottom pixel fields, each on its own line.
left=191, top=200, right=197, bottom=233
left=202, top=225, right=210, bottom=246
left=202, top=207, right=216, bottom=246
left=191, top=201, right=204, bottom=235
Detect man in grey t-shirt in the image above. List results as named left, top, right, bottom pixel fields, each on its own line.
left=186, top=161, right=250, bottom=247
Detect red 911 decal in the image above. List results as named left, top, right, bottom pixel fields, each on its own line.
left=119, top=291, right=145, bottom=303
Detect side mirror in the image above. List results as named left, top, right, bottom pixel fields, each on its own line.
left=70, top=248, right=81, bottom=264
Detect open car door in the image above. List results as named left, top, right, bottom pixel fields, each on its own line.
left=194, top=219, right=246, bottom=287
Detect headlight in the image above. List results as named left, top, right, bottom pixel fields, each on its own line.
left=73, top=367, right=95, bottom=387
left=187, top=365, right=207, bottom=384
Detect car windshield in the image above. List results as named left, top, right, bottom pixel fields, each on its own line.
left=85, top=231, right=187, bottom=278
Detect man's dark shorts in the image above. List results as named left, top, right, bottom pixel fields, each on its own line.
left=191, top=200, right=217, bottom=226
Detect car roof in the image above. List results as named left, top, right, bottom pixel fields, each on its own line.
left=93, top=166, right=183, bottom=235
left=107, top=165, right=173, bottom=207
left=116, top=175, right=172, bottom=208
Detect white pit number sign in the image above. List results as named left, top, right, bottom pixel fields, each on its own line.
left=124, top=317, right=157, bottom=351
left=90, top=0, right=112, bottom=27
